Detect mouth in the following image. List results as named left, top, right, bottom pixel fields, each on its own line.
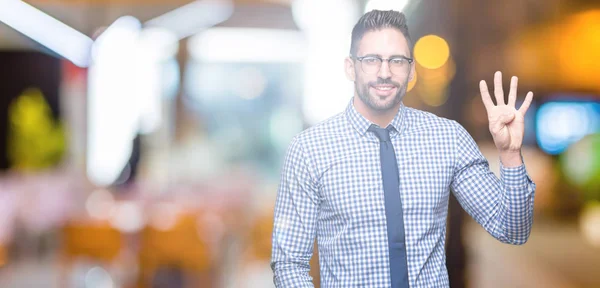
left=370, top=84, right=397, bottom=97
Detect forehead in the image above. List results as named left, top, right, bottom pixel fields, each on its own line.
left=356, top=28, right=411, bottom=57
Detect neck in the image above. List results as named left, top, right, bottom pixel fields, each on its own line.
left=353, top=95, right=401, bottom=128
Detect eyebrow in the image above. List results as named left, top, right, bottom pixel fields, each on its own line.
left=360, top=53, right=411, bottom=58
left=390, top=54, right=411, bottom=59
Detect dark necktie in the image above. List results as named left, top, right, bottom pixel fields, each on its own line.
left=368, top=124, right=409, bottom=288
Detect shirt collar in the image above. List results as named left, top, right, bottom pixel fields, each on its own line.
left=345, top=97, right=407, bottom=137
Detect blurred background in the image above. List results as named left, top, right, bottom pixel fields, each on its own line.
left=0, top=0, right=599, bottom=287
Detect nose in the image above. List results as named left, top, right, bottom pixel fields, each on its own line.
left=378, top=60, right=392, bottom=79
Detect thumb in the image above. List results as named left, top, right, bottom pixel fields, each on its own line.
left=491, top=112, right=515, bottom=133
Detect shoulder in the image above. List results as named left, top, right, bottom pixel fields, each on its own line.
left=404, top=107, right=459, bottom=133
left=290, top=112, right=347, bottom=152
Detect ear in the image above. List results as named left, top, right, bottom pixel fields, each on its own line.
left=408, top=62, right=416, bottom=82
left=344, top=56, right=356, bottom=82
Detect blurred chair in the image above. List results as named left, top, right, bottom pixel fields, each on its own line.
left=0, top=244, right=6, bottom=268
left=247, top=212, right=272, bottom=262
left=244, top=209, right=321, bottom=288
left=137, top=212, right=214, bottom=288
left=60, top=221, right=123, bottom=286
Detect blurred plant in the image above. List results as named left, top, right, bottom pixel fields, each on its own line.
left=7, top=88, right=66, bottom=171
left=560, top=133, right=600, bottom=202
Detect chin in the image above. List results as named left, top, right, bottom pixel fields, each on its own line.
left=368, top=95, right=401, bottom=111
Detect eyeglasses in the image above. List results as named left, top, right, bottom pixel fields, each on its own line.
left=351, top=55, right=413, bottom=75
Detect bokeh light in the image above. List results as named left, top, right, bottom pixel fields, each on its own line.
left=85, top=266, right=115, bottom=288
left=537, top=101, right=600, bottom=155
left=558, top=10, right=600, bottom=92
left=506, top=9, right=600, bottom=93
left=414, top=35, right=450, bottom=70
left=580, top=201, right=600, bottom=248
left=109, top=201, right=144, bottom=233
left=85, top=189, right=116, bottom=221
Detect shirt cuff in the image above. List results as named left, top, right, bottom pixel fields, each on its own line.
left=500, top=161, right=532, bottom=187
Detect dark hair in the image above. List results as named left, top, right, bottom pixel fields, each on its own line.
left=350, top=10, right=412, bottom=57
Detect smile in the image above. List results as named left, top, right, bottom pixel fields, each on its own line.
left=372, top=85, right=396, bottom=91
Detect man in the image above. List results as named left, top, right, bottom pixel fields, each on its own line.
left=271, top=10, right=536, bottom=288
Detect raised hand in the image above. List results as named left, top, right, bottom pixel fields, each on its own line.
left=479, top=71, right=534, bottom=153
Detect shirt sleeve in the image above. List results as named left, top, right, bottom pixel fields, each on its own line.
left=450, top=122, right=536, bottom=245
left=271, top=136, right=320, bottom=287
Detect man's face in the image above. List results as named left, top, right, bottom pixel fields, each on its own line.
left=345, top=28, right=414, bottom=112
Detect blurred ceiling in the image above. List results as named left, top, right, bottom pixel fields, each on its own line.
left=0, top=0, right=304, bottom=49
left=3, top=0, right=599, bottom=95
left=24, top=0, right=291, bottom=4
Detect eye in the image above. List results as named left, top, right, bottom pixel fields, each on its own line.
left=363, top=57, right=380, bottom=64
left=389, top=58, right=407, bottom=65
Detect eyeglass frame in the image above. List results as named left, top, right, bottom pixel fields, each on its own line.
left=350, top=54, right=414, bottom=76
